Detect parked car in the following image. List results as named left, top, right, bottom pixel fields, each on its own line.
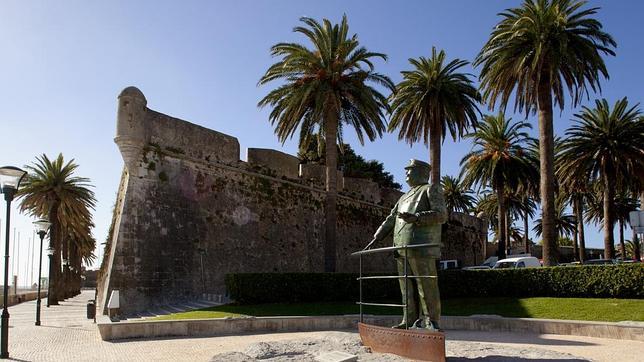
left=461, top=265, right=492, bottom=270
left=482, top=256, right=498, bottom=268
left=557, top=262, right=581, bottom=266
left=583, top=259, right=616, bottom=265
left=439, top=259, right=459, bottom=270
left=493, top=256, right=541, bottom=269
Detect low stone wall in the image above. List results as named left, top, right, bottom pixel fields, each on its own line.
left=0, top=291, right=47, bottom=308
left=97, top=314, right=644, bottom=342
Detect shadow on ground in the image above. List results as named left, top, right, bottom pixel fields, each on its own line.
left=446, top=331, right=596, bottom=347
left=448, top=357, right=588, bottom=362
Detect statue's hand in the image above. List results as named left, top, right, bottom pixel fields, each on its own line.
left=363, top=238, right=377, bottom=250
left=398, top=212, right=418, bottom=224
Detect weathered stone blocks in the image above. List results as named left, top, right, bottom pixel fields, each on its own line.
left=247, top=148, right=300, bottom=179
left=342, top=177, right=381, bottom=204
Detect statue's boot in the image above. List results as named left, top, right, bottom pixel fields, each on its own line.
left=426, top=319, right=442, bottom=331
left=391, top=312, right=417, bottom=329
left=391, top=319, right=415, bottom=329
left=411, top=318, right=424, bottom=329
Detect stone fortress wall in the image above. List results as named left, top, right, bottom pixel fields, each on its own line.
left=97, top=87, right=487, bottom=316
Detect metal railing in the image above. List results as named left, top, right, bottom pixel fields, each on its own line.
left=351, top=243, right=436, bottom=329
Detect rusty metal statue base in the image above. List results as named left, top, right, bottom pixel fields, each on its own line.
left=359, top=323, right=445, bottom=362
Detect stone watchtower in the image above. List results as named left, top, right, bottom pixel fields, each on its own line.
left=115, top=86, right=148, bottom=172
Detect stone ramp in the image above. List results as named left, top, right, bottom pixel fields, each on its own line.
left=123, top=299, right=224, bottom=320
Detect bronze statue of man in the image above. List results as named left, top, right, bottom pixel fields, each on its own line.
left=365, top=159, right=447, bottom=330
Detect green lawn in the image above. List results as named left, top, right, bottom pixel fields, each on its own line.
left=152, top=297, right=643, bottom=322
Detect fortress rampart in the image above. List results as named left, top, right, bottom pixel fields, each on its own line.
left=97, top=87, right=487, bottom=316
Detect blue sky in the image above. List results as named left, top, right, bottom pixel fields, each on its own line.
left=1, top=0, right=642, bottom=280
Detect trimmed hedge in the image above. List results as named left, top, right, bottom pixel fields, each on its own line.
left=439, top=264, right=644, bottom=299
left=225, top=264, right=644, bottom=304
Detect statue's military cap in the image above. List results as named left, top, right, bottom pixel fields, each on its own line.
left=404, top=159, right=431, bottom=172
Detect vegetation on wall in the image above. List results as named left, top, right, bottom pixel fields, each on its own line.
left=299, top=140, right=401, bottom=190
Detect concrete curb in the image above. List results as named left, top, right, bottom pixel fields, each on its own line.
left=97, top=314, right=644, bottom=342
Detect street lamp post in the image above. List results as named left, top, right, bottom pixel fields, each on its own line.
left=46, top=247, right=54, bottom=308
left=0, top=166, right=27, bottom=359
left=33, top=219, right=51, bottom=326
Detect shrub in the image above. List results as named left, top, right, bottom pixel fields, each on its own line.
left=225, top=273, right=398, bottom=304
left=225, top=264, right=644, bottom=304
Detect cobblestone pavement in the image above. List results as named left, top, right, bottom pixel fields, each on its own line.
left=4, top=290, right=643, bottom=361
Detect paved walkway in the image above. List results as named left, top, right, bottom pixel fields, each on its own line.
left=4, top=291, right=643, bottom=361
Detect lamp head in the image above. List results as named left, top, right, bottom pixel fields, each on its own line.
left=34, top=219, right=51, bottom=235
left=0, top=166, right=27, bottom=200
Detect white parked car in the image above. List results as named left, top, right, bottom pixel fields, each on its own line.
left=439, top=259, right=459, bottom=270
left=462, top=265, right=492, bottom=270
left=482, top=256, right=499, bottom=267
left=493, top=256, right=541, bottom=269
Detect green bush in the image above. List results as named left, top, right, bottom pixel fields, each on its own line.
left=225, top=264, right=644, bottom=304
left=224, top=273, right=398, bottom=304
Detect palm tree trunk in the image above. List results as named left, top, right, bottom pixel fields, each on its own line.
left=47, top=204, right=61, bottom=305
left=324, top=111, right=339, bottom=272
left=537, top=78, right=557, bottom=266
left=572, top=199, right=579, bottom=262
left=62, top=238, right=70, bottom=299
left=429, top=122, right=442, bottom=184
left=572, top=226, right=579, bottom=262
left=70, top=243, right=81, bottom=296
left=504, top=210, right=510, bottom=255
left=523, top=208, right=530, bottom=254
left=619, top=219, right=625, bottom=260
left=496, top=180, right=507, bottom=260
left=75, top=250, right=83, bottom=294
left=53, top=247, right=64, bottom=301
left=602, top=169, right=615, bottom=259
left=575, top=195, right=586, bottom=263
left=634, top=232, right=641, bottom=262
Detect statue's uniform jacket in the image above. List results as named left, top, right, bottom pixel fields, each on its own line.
left=373, top=183, right=448, bottom=257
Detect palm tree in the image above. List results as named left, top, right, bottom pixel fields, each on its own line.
left=625, top=238, right=642, bottom=262
left=258, top=16, right=394, bottom=272
left=461, top=113, right=537, bottom=260
left=441, top=175, right=475, bottom=213
left=61, top=218, right=95, bottom=297
left=514, top=189, right=538, bottom=254
left=474, top=193, right=500, bottom=233
left=389, top=47, right=480, bottom=184
left=614, top=192, right=640, bottom=260
left=559, top=98, right=644, bottom=259
left=533, top=197, right=577, bottom=241
left=586, top=189, right=640, bottom=260
left=475, top=0, right=616, bottom=266
left=17, top=154, right=96, bottom=304
left=517, top=139, right=540, bottom=253
left=475, top=189, right=537, bottom=253
left=556, top=147, right=592, bottom=262
left=68, top=232, right=96, bottom=296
